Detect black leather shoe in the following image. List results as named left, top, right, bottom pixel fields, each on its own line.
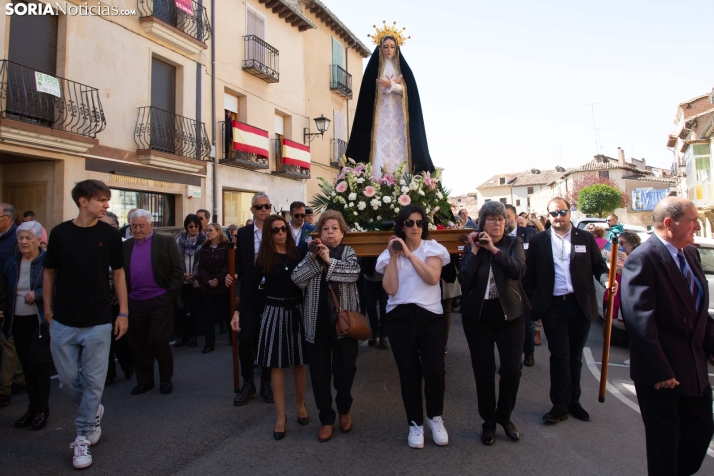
left=31, top=410, right=49, bottom=430
left=368, top=333, right=378, bottom=347
left=523, top=354, right=535, bottom=367
left=202, top=345, right=214, bottom=354
left=124, top=369, right=135, bottom=381
left=14, top=411, right=36, bottom=428
left=131, top=383, right=155, bottom=395
left=297, top=414, right=309, bottom=426
left=260, top=380, right=275, bottom=403
left=481, top=427, right=496, bottom=446
left=274, top=415, right=287, bottom=440
left=542, top=407, right=569, bottom=423
left=160, top=381, right=173, bottom=394
left=233, top=381, right=256, bottom=406
left=500, top=421, right=520, bottom=441
left=568, top=403, right=591, bottom=421
left=174, top=336, right=189, bottom=348
left=378, top=338, right=389, bottom=350
left=188, top=337, right=197, bottom=348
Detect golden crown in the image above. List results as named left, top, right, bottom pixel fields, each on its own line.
left=368, top=21, right=410, bottom=47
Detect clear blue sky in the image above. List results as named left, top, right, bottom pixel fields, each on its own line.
left=327, top=0, right=714, bottom=194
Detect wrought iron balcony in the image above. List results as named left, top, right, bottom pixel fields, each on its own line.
left=137, top=0, right=211, bottom=44
left=272, top=138, right=309, bottom=180
left=219, top=120, right=269, bottom=170
left=134, top=106, right=211, bottom=162
left=330, top=65, right=352, bottom=99
left=0, top=59, right=106, bottom=138
left=243, top=35, right=279, bottom=83
left=330, top=139, right=347, bottom=167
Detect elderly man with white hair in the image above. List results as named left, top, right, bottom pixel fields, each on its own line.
left=123, top=209, right=183, bottom=396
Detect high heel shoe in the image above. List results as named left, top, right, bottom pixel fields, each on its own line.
left=274, top=415, right=287, bottom=440
left=297, top=413, right=309, bottom=426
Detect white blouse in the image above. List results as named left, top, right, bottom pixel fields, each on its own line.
left=376, top=239, right=451, bottom=314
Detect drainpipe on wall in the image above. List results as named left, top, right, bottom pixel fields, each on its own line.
left=210, top=0, right=217, bottom=222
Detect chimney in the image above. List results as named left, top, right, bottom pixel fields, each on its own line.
left=617, top=147, right=625, bottom=166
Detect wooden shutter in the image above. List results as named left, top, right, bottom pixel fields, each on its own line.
left=333, top=110, right=345, bottom=141
left=247, top=8, right=265, bottom=40
left=224, top=93, right=238, bottom=114
left=4, top=182, right=47, bottom=226
left=151, top=58, right=176, bottom=113
left=274, top=114, right=284, bottom=136
left=332, top=38, right=344, bottom=68
left=7, top=1, right=58, bottom=74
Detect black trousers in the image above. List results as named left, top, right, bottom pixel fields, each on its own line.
left=12, top=315, right=52, bottom=413
left=306, top=325, right=358, bottom=425
left=238, top=305, right=270, bottom=383
left=463, top=300, right=524, bottom=429
left=541, top=297, right=591, bottom=410
left=202, top=293, right=230, bottom=348
left=386, top=304, right=446, bottom=426
left=364, top=278, right=388, bottom=339
left=176, top=284, right=202, bottom=339
left=107, top=305, right=134, bottom=381
left=635, top=384, right=714, bottom=476
left=128, top=293, right=174, bottom=385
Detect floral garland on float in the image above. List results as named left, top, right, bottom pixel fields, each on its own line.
left=311, top=158, right=452, bottom=232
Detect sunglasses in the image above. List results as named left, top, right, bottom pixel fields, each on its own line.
left=548, top=210, right=568, bottom=218
left=253, top=204, right=272, bottom=211
left=527, top=225, right=536, bottom=228
left=404, top=219, right=425, bottom=228
left=292, top=214, right=305, bottom=219
left=271, top=225, right=287, bottom=234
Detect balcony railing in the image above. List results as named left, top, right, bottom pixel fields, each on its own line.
left=330, top=139, right=347, bottom=167
left=219, top=120, right=269, bottom=170
left=330, top=65, right=352, bottom=99
left=0, top=59, right=106, bottom=138
left=134, top=106, right=211, bottom=161
left=137, top=0, right=211, bottom=43
left=243, top=35, right=279, bottom=83
left=272, top=138, right=309, bottom=180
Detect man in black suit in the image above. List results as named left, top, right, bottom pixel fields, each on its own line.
left=523, top=197, right=612, bottom=423
left=505, top=205, right=537, bottom=366
left=621, top=197, right=714, bottom=476
left=226, top=192, right=274, bottom=406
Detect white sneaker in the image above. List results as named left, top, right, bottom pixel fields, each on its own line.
left=85, top=426, right=102, bottom=446
left=426, top=416, right=449, bottom=446
left=71, top=436, right=92, bottom=469
left=408, top=421, right=424, bottom=449
left=95, top=404, right=104, bottom=427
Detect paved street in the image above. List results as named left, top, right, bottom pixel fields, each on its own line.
left=2, top=314, right=713, bottom=475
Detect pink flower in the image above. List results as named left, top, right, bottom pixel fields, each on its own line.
left=398, top=194, right=411, bottom=206
left=335, top=181, right=348, bottom=193
left=382, top=173, right=397, bottom=186
left=347, top=157, right=356, bottom=165
left=364, top=186, right=377, bottom=198
left=354, top=164, right=366, bottom=176
left=423, top=171, right=436, bottom=190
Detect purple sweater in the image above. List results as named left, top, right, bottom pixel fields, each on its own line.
left=129, top=234, right=166, bottom=300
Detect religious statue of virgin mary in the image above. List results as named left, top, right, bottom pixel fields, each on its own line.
left=345, top=22, right=435, bottom=175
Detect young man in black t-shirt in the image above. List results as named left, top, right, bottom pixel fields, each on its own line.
left=44, top=180, right=128, bottom=470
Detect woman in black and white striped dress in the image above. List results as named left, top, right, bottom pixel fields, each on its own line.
left=251, top=215, right=307, bottom=440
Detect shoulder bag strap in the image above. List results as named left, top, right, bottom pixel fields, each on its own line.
left=321, top=261, right=342, bottom=312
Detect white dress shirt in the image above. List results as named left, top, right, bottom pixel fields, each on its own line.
left=253, top=226, right=262, bottom=263
left=551, top=225, right=574, bottom=295
left=290, top=223, right=302, bottom=245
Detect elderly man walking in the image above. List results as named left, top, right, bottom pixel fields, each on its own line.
left=123, top=210, right=183, bottom=395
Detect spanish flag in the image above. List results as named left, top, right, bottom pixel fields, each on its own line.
left=282, top=139, right=311, bottom=169
left=232, top=120, right=269, bottom=158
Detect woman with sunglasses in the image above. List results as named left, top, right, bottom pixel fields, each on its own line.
left=291, top=210, right=361, bottom=443
left=458, top=201, right=527, bottom=446
left=527, top=219, right=543, bottom=233
left=234, top=215, right=307, bottom=440
left=376, top=205, right=451, bottom=449
left=197, top=223, right=230, bottom=354
left=175, top=214, right=206, bottom=348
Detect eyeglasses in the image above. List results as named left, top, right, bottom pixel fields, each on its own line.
left=403, top=219, right=424, bottom=228
left=549, top=210, right=568, bottom=218
left=486, top=217, right=506, bottom=224
left=187, top=224, right=199, bottom=229
left=292, top=214, right=305, bottom=219
left=252, top=204, right=272, bottom=211
left=527, top=225, right=536, bottom=228
left=271, top=225, right=287, bottom=234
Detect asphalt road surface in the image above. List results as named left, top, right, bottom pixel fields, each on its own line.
left=2, top=314, right=713, bottom=475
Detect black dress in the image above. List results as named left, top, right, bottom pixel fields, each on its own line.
left=257, top=253, right=305, bottom=368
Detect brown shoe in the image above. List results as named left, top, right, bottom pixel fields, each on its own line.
left=339, top=413, right=352, bottom=433
left=534, top=329, right=541, bottom=346
left=318, top=424, right=333, bottom=442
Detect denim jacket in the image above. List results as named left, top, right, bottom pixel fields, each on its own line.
left=2, top=250, right=45, bottom=338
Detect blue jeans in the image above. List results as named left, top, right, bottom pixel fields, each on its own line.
left=50, top=320, right=112, bottom=434
left=523, top=309, right=535, bottom=356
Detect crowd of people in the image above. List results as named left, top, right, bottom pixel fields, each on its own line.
left=0, top=181, right=711, bottom=475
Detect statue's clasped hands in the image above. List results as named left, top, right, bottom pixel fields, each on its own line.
left=376, top=74, right=403, bottom=90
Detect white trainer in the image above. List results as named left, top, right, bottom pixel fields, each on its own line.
left=71, top=436, right=92, bottom=469
left=408, top=421, right=424, bottom=449
left=95, top=404, right=104, bottom=427
left=426, top=416, right=449, bottom=446
left=85, top=404, right=104, bottom=445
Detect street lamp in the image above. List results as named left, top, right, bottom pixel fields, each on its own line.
left=303, top=114, right=331, bottom=145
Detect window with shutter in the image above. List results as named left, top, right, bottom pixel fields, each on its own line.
left=247, top=7, right=265, bottom=40
left=224, top=93, right=239, bottom=114
left=274, top=115, right=284, bottom=136
left=332, top=38, right=344, bottom=68
left=332, top=110, right=345, bottom=141
left=151, top=58, right=176, bottom=113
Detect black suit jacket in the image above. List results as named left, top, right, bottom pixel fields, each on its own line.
left=515, top=225, right=536, bottom=255
left=123, top=232, right=184, bottom=304
left=523, top=227, right=609, bottom=321
left=235, top=224, right=261, bottom=313
left=621, top=236, right=714, bottom=396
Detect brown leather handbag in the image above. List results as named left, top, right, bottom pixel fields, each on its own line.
left=327, top=282, right=371, bottom=340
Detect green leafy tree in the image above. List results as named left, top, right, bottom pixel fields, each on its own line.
left=578, top=184, right=623, bottom=217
